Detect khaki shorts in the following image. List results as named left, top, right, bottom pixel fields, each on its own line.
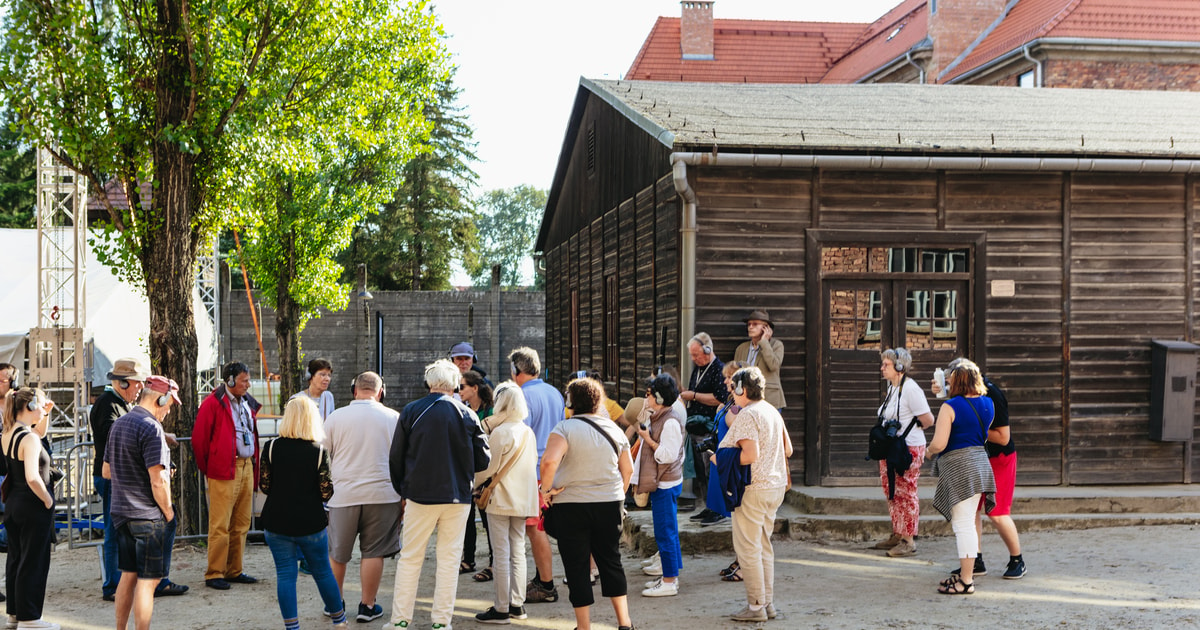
left=327, top=503, right=402, bottom=563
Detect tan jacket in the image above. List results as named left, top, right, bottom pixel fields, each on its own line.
left=734, top=338, right=786, bottom=409
left=474, top=408, right=539, bottom=518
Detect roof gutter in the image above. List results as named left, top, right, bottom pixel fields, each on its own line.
left=1022, top=44, right=1043, bottom=87
left=671, top=155, right=698, bottom=385
left=670, top=152, right=1200, bottom=173
left=905, top=51, right=926, bottom=84
left=948, top=37, right=1200, bottom=84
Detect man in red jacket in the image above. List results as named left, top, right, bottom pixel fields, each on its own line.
left=193, top=361, right=261, bottom=590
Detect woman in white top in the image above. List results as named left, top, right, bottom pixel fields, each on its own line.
left=473, top=382, right=537, bottom=623
left=292, top=358, right=335, bottom=420
left=871, top=348, right=935, bottom=558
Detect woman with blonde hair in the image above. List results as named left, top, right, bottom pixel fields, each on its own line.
left=259, top=396, right=347, bottom=629
left=3, top=387, right=59, bottom=630
left=473, top=382, right=538, bottom=623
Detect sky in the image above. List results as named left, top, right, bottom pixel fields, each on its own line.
left=431, top=0, right=904, bottom=195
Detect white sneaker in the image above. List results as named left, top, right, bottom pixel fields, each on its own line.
left=639, top=555, right=659, bottom=567
left=380, top=621, right=409, bottom=629
left=16, top=621, right=60, bottom=630
left=642, top=555, right=662, bottom=576
left=641, top=578, right=678, bottom=597
left=5, top=615, right=15, bottom=630
left=646, top=576, right=681, bottom=589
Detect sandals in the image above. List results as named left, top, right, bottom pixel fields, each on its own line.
left=718, top=561, right=739, bottom=578
left=721, top=568, right=743, bottom=582
left=459, top=561, right=476, bottom=575
left=473, top=567, right=493, bottom=582
left=937, top=575, right=974, bottom=595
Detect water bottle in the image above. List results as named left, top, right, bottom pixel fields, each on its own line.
left=934, top=368, right=947, bottom=399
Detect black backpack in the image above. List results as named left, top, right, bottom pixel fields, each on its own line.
left=867, top=377, right=920, bottom=499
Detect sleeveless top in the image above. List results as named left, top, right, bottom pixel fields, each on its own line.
left=5, top=426, right=53, bottom=507
left=944, top=396, right=994, bottom=453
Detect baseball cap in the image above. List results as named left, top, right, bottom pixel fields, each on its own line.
left=449, top=342, right=475, bottom=358
left=144, top=376, right=181, bottom=405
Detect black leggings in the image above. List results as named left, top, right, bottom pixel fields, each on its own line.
left=551, top=501, right=626, bottom=608
left=461, top=502, right=493, bottom=567
left=5, top=497, right=54, bottom=621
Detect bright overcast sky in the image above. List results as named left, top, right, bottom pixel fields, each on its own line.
left=432, top=0, right=903, bottom=195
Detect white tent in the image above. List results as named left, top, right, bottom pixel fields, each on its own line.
left=0, top=228, right=217, bottom=384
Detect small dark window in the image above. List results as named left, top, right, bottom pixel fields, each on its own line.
left=930, top=0, right=937, bottom=14
left=586, top=123, right=596, bottom=176
left=570, top=289, right=580, bottom=372
left=604, top=275, right=618, bottom=379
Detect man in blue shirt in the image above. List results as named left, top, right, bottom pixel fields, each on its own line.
left=508, top=347, right=564, bottom=604
left=103, top=375, right=180, bottom=630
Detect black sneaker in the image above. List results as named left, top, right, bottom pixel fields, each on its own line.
left=475, top=607, right=510, bottom=625
left=689, top=508, right=714, bottom=522
left=950, top=556, right=987, bottom=577
left=1003, top=558, right=1027, bottom=579
left=699, top=513, right=727, bottom=527
left=509, top=606, right=527, bottom=620
left=356, top=602, right=383, bottom=622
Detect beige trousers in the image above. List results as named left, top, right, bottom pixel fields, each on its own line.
left=205, top=457, right=254, bottom=580
left=387, top=501, right=471, bottom=626
left=731, top=486, right=786, bottom=608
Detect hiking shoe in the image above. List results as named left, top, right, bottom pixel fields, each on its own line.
left=886, top=539, right=916, bottom=557
left=730, top=605, right=768, bottom=622
left=475, top=607, right=510, bottom=624
left=509, top=606, right=527, bottom=620
left=1003, top=558, right=1027, bottom=579
left=870, top=533, right=902, bottom=550
left=325, top=600, right=346, bottom=617
left=699, top=513, right=727, bottom=527
left=689, top=508, right=715, bottom=522
left=525, top=579, right=558, bottom=603
left=357, top=602, right=384, bottom=623
left=951, top=556, right=987, bottom=577
left=765, top=603, right=777, bottom=619
left=642, top=555, right=663, bottom=576
left=641, top=578, right=678, bottom=597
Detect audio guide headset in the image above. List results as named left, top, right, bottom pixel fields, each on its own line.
left=690, top=334, right=713, bottom=356
left=22, top=388, right=39, bottom=412
left=731, top=370, right=748, bottom=397
left=118, top=379, right=130, bottom=390
left=156, top=391, right=171, bottom=407
left=223, top=362, right=249, bottom=388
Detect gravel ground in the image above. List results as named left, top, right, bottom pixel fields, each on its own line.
left=35, top=522, right=1200, bottom=629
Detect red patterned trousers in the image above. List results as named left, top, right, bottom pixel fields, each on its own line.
left=878, top=445, right=925, bottom=537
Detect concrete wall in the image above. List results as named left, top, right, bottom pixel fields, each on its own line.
left=221, top=290, right=545, bottom=408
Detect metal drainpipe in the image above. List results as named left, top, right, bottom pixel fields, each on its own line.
left=672, top=156, right=698, bottom=385
left=1023, top=44, right=1043, bottom=87
left=905, top=51, right=926, bottom=84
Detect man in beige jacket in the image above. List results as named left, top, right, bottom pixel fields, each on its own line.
left=733, top=310, right=786, bottom=409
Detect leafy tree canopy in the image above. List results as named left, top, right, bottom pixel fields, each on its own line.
left=0, top=117, right=34, bottom=229
left=469, top=185, right=547, bottom=288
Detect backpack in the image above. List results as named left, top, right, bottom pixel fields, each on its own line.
left=866, top=377, right=920, bottom=500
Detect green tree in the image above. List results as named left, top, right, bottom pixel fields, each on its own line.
left=0, top=119, right=34, bottom=228
left=469, top=185, right=547, bottom=288
left=0, top=0, right=445, bottom=534
left=345, top=76, right=478, bottom=290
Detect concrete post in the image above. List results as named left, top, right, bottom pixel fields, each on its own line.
left=356, top=264, right=372, bottom=376
left=490, top=264, right=502, bottom=381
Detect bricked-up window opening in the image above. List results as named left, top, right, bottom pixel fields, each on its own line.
left=604, top=274, right=618, bottom=380
left=586, top=123, right=596, bottom=176
left=571, top=289, right=580, bottom=372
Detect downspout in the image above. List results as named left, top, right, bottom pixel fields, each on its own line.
left=905, top=51, right=926, bottom=84
left=1022, top=44, right=1043, bottom=87
left=672, top=155, right=697, bottom=384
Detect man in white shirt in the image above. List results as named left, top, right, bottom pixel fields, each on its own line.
left=323, top=372, right=402, bottom=623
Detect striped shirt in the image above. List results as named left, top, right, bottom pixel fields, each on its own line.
left=104, top=406, right=169, bottom=527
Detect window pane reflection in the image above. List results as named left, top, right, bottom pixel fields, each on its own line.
left=830, top=289, right=882, bottom=350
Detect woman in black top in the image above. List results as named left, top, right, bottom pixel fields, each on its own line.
left=260, top=397, right=346, bottom=630
left=3, top=387, right=58, bottom=630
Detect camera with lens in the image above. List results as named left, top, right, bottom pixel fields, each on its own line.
left=882, top=418, right=903, bottom=439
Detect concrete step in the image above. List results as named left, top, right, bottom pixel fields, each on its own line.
left=621, top=485, right=1200, bottom=555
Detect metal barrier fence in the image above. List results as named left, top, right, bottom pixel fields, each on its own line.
left=55, top=433, right=279, bottom=550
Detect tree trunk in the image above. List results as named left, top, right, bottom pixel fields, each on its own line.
left=148, top=0, right=203, bottom=536
left=275, top=191, right=303, bottom=408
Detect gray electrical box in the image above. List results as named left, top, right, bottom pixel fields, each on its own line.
left=1149, top=339, right=1199, bottom=442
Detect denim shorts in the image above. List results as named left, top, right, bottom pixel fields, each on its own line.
left=117, top=518, right=169, bottom=578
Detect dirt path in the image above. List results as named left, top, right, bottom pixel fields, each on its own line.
left=38, top=523, right=1200, bottom=629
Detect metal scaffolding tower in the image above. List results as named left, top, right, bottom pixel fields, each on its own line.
left=196, top=241, right=220, bottom=395
left=30, top=146, right=90, bottom=442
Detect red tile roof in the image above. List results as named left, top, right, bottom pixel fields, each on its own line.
left=944, top=0, right=1200, bottom=82
left=822, top=0, right=929, bottom=83
left=625, top=17, right=867, bottom=84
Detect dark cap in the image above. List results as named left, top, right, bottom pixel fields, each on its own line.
left=449, top=342, right=475, bottom=358
left=144, top=376, right=181, bottom=405
left=743, top=309, right=774, bottom=328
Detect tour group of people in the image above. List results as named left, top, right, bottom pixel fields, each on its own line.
left=0, top=306, right=1029, bottom=629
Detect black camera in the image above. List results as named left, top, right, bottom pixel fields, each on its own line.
left=882, top=418, right=903, bottom=439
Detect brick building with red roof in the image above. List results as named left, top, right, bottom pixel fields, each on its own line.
left=628, top=0, right=1200, bottom=90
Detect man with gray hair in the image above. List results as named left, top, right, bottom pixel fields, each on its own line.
left=383, top=360, right=490, bottom=630
left=507, top=346, right=564, bottom=603
left=323, top=371, right=401, bottom=623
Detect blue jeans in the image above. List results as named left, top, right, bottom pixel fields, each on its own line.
left=95, top=476, right=120, bottom=595
left=650, top=484, right=683, bottom=579
left=265, top=530, right=343, bottom=623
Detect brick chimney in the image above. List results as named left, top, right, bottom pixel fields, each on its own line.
left=680, top=1, right=714, bottom=60
left=928, top=0, right=1010, bottom=81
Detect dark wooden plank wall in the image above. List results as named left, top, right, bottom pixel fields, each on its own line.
left=634, top=186, right=659, bottom=399
left=1192, top=177, right=1200, bottom=481
left=692, top=166, right=811, bottom=478
left=945, top=173, right=1065, bottom=484
left=1068, top=173, right=1189, bottom=483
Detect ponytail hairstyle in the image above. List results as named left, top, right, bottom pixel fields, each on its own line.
left=4, top=387, right=43, bottom=433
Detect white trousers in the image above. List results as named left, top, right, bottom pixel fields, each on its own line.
left=387, top=501, right=472, bottom=626
left=951, top=493, right=982, bottom=558
left=486, top=513, right=527, bottom=612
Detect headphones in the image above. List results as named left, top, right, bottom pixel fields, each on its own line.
left=156, top=391, right=171, bottom=407
left=223, top=362, right=248, bottom=388
left=6, top=369, right=17, bottom=390
left=118, top=379, right=131, bottom=390
left=732, top=371, right=747, bottom=397
left=652, top=388, right=664, bottom=405
left=574, top=370, right=588, bottom=380
left=565, top=389, right=573, bottom=409
left=690, top=335, right=712, bottom=356
left=304, top=368, right=311, bottom=381
left=510, top=361, right=519, bottom=376
left=351, top=377, right=386, bottom=401
left=24, top=388, right=39, bottom=412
